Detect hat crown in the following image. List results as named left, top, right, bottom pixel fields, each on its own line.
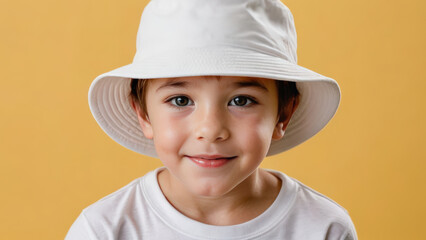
left=134, top=0, right=298, bottom=63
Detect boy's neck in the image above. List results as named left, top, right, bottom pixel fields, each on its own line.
left=157, top=168, right=282, bottom=226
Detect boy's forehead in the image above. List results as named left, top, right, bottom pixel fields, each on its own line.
left=152, top=75, right=274, bottom=92
left=159, top=75, right=267, bottom=81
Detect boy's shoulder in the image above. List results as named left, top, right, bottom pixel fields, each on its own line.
left=66, top=170, right=158, bottom=240
left=81, top=170, right=153, bottom=217
left=282, top=171, right=349, bottom=211
left=269, top=169, right=357, bottom=239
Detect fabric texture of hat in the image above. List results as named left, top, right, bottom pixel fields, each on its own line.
left=88, top=0, right=341, bottom=158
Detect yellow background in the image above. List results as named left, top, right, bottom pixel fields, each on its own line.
left=1, top=0, right=425, bottom=239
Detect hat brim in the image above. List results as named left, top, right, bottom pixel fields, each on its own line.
left=89, top=46, right=340, bottom=157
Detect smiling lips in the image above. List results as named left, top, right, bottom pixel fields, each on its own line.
left=186, top=155, right=237, bottom=168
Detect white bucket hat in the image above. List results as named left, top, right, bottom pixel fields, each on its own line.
left=88, top=0, right=340, bottom=158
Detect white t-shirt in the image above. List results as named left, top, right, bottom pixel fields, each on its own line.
left=66, top=168, right=357, bottom=240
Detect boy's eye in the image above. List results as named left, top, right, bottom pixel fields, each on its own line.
left=229, top=96, right=255, bottom=107
left=169, top=96, right=193, bottom=107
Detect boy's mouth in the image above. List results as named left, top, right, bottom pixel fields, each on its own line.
left=185, top=155, right=237, bottom=168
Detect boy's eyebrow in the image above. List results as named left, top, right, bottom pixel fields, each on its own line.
left=155, top=78, right=269, bottom=92
left=233, top=79, right=269, bottom=92
left=155, top=79, right=189, bottom=92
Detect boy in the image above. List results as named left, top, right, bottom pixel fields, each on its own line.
left=66, top=0, right=357, bottom=239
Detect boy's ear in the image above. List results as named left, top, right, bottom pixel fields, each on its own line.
left=130, top=98, right=154, bottom=140
left=272, top=96, right=300, bottom=141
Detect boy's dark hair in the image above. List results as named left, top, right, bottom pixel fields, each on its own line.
left=130, top=78, right=299, bottom=123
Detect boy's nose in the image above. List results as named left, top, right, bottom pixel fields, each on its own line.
left=193, top=107, right=230, bottom=143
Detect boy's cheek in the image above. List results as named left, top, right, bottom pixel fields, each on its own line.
left=230, top=119, right=272, bottom=145
left=231, top=114, right=275, bottom=136
left=151, top=117, right=187, bottom=147
left=153, top=120, right=183, bottom=140
left=241, top=129, right=272, bottom=150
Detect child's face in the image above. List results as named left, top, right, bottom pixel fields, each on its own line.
left=134, top=76, right=287, bottom=197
